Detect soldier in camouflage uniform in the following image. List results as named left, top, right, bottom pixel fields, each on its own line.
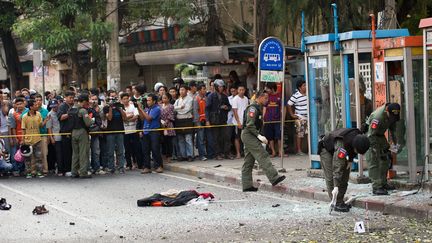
left=71, top=94, right=93, bottom=179
left=319, top=128, right=370, bottom=212
left=241, top=91, right=286, bottom=192
left=365, top=103, right=400, bottom=195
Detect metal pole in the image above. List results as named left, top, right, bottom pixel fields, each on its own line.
left=354, top=47, right=363, bottom=177
left=328, top=42, right=336, bottom=130
left=41, top=50, right=45, bottom=102
left=280, top=48, right=286, bottom=168
left=253, top=0, right=259, bottom=91
left=423, top=29, right=430, bottom=181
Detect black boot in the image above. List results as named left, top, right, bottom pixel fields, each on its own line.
left=272, top=175, right=286, bottom=186
left=334, top=203, right=350, bottom=212
left=373, top=188, right=389, bottom=195
left=383, top=184, right=396, bottom=190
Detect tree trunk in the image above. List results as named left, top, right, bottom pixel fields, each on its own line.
left=205, top=0, right=226, bottom=45
left=0, top=30, right=22, bottom=94
left=257, top=0, right=269, bottom=44
left=70, top=49, right=81, bottom=88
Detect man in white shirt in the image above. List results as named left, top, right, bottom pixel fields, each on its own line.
left=121, top=93, right=142, bottom=170
left=231, top=84, right=249, bottom=159
left=174, top=85, right=194, bottom=161
left=287, top=80, right=308, bottom=155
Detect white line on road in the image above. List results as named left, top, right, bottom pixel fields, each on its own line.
left=161, top=172, right=304, bottom=204
left=0, top=183, right=122, bottom=236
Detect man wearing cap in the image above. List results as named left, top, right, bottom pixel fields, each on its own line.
left=366, top=103, right=401, bottom=195
left=319, top=128, right=370, bottom=212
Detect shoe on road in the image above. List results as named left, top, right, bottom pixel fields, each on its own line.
left=373, top=188, right=389, bottom=195
left=0, top=198, right=11, bottom=210
left=272, top=175, right=286, bottom=186
left=141, top=168, right=151, bottom=174
left=242, top=187, right=258, bottom=192
left=155, top=167, right=164, bottom=173
left=32, top=205, right=49, bottom=215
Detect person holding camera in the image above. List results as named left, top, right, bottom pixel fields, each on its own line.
left=88, top=94, right=104, bottom=174
left=137, top=93, right=163, bottom=173
left=103, top=90, right=127, bottom=174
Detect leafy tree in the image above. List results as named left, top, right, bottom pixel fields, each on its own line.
left=397, top=0, right=432, bottom=35
left=0, top=1, right=22, bottom=91
left=13, top=0, right=112, bottom=87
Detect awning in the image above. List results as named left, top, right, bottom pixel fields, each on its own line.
left=134, top=46, right=229, bottom=65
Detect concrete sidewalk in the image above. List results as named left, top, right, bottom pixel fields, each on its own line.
left=165, top=155, right=432, bottom=221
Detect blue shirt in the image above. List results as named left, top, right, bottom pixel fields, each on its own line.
left=143, top=104, right=161, bottom=135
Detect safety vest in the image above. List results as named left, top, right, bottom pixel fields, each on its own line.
left=196, top=95, right=206, bottom=122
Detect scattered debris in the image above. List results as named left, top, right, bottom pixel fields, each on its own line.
left=272, top=204, right=280, bottom=208
left=239, top=223, right=245, bottom=227
left=197, top=177, right=203, bottom=179
left=69, top=222, right=75, bottom=226
left=214, top=165, right=222, bottom=168
left=32, top=205, right=49, bottom=215
left=278, top=168, right=287, bottom=173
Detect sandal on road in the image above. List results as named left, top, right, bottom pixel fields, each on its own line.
left=32, top=205, right=49, bottom=215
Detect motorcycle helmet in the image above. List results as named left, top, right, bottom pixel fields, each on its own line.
left=154, top=82, right=164, bottom=92
left=20, top=145, right=33, bottom=157
left=213, top=79, right=225, bottom=88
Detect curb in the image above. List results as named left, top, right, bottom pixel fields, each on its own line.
left=165, top=164, right=432, bottom=221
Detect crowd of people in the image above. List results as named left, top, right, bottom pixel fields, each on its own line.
left=0, top=72, right=308, bottom=179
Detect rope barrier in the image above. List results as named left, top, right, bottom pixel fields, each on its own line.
left=0, top=119, right=302, bottom=138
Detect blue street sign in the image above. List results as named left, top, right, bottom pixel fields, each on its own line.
left=259, top=37, right=284, bottom=71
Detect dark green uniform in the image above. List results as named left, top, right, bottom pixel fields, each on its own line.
left=319, top=128, right=362, bottom=203
left=71, top=104, right=92, bottom=176
left=365, top=105, right=396, bottom=190
left=241, top=102, right=280, bottom=189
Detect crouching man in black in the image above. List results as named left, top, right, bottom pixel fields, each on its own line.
left=319, top=128, right=370, bottom=212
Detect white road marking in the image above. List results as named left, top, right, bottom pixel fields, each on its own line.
left=0, top=183, right=121, bottom=236
left=161, top=172, right=305, bottom=204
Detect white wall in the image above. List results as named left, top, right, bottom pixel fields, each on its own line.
left=120, top=62, right=175, bottom=90
left=29, top=65, right=61, bottom=93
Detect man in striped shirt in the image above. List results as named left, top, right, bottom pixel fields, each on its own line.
left=287, top=80, right=308, bottom=155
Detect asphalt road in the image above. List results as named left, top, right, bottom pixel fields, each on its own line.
left=1, top=171, right=431, bottom=242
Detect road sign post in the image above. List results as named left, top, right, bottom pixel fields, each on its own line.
left=258, top=37, right=286, bottom=169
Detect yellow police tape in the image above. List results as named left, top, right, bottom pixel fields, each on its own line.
left=0, top=119, right=299, bottom=138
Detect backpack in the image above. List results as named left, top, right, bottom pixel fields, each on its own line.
left=60, top=107, right=86, bottom=132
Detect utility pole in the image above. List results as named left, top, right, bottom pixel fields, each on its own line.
left=106, top=0, right=121, bottom=91
left=253, top=0, right=257, bottom=58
